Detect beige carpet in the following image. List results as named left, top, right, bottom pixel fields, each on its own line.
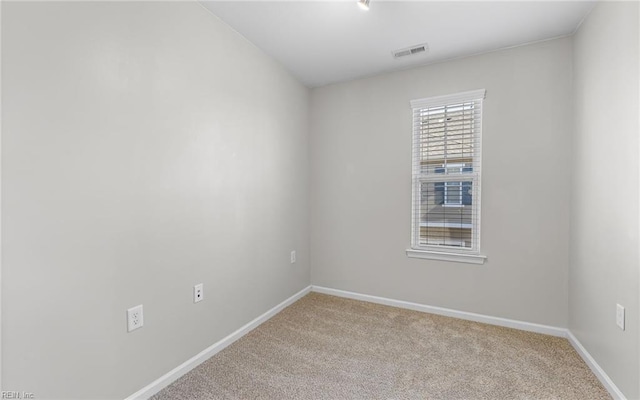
left=152, top=292, right=610, bottom=400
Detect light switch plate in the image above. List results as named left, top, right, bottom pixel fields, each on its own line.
left=616, top=304, right=625, bottom=330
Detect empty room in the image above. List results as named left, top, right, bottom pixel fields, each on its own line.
left=1, top=0, right=639, bottom=399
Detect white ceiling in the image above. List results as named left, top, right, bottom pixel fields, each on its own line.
left=201, top=1, right=595, bottom=88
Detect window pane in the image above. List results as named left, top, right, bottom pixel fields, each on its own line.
left=419, top=181, right=473, bottom=248
left=418, top=103, right=476, bottom=165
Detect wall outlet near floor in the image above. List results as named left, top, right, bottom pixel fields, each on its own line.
left=290, top=250, right=296, bottom=264
left=127, top=305, right=144, bottom=332
left=194, top=283, right=204, bottom=303
left=616, top=304, right=625, bottom=330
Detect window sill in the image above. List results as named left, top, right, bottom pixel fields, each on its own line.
left=406, top=249, right=487, bottom=265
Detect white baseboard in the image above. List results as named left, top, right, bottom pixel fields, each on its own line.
left=311, top=286, right=567, bottom=337
left=125, top=283, right=625, bottom=400
left=311, top=285, right=626, bottom=400
left=566, top=331, right=627, bottom=400
left=125, top=285, right=312, bottom=400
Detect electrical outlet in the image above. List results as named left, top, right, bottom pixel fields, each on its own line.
left=127, top=305, right=144, bottom=332
left=616, top=304, right=625, bottom=330
left=194, top=283, right=204, bottom=303
left=290, top=250, right=296, bottom=264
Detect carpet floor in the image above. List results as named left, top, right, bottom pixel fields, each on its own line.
left=152, top=292, right=610, bottom=400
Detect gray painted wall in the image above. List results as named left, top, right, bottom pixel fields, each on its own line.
left=310, top=37, right=573, bottom=328
left=570, top=2, right=639, bottom=399
left=1, top=2, right=309, bottom=398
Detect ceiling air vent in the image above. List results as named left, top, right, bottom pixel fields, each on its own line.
left=393, top=43, right=429, bottom=59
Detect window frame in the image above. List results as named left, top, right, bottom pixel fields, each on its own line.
left=407, top=89, right=487, bottom=264
left=441, top=163, right=465, bottom=207
left=444, top=181, right=463, bottom=206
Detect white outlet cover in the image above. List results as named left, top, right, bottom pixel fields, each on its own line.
left=290, top=250, right=296, bottom=264
left=127, top=305, right=144, bottom=332
left=616, top=304, right=625, bottom=330
left=194, top=283, right=204, bottom=303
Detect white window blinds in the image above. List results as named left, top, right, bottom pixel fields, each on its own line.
left=410, top=89, right=485, bottom=254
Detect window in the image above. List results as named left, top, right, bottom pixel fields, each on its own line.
left=407, top=89, right=486, bottom=264
left=437, top=163, right=470, bottom=207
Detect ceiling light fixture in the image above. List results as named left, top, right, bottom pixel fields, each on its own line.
left=357, top=0, right=370, bottom=11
